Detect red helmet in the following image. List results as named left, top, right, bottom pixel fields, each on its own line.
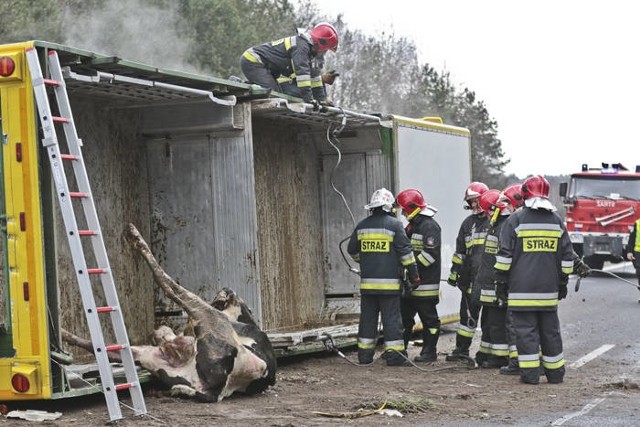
left=396, top=189, right=426, bottom=219
left=521, top=175, right=550, bottom=199
left=309, top=22, right=339, bottom=52
left=464, top=182, right=489, bottom=201
left=478, top=189, right=505, bottom=216
left=501, top=184, right=524, bottom=209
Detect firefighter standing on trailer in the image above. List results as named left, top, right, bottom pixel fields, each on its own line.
left=494, top=175, right=574, bottom=384
left=240, top=22, right=338, bottom=109
left=395, top=189, right=442, bottom=362
left=347, top=188, right=420, bottom=366
left=624, top=217, right=640, bottom=302
left=446, top=182, right=489, bottom=363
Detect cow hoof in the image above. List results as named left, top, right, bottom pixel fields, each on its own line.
left=170, top=384, right=197, bottom=397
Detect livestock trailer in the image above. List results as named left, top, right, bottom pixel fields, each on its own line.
left=0, top=41, right=471, bottom=400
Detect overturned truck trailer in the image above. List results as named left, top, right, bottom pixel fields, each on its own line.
left=0, top=41, right=471, bottom=400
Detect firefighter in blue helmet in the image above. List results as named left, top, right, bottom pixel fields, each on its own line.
left=240, top=23, right=338, bottom=109
left=446, top=182, right=489, bottom=363
left=396, top=189, right=442, bottom=362
left=347, top=188, right=420, bottom=366
left=494, top=175, right=574, bottom=384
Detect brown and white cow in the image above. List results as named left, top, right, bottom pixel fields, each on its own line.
left=64, top=223, right=276, bottom=402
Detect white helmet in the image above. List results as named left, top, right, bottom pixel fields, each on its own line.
left=364, top=188, right=395, bottom=212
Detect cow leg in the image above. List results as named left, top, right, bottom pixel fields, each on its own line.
left=125, top=223, right=222, bottom=324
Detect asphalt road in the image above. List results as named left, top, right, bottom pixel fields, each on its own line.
left=542, top=262, right=640, bottom=426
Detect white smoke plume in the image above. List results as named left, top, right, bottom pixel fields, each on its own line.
left=61, top=0, right=199, bottom=74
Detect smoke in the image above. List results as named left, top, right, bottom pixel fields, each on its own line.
left=61, top=0, right=199, bottom=74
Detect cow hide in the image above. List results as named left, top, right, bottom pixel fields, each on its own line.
left=63, top=223, right=276, bottom=402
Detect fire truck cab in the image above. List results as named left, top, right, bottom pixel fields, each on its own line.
left=559, top=163, right=640, bottom=269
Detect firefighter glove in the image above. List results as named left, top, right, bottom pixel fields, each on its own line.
left=447, top=271, right=459, bottom=287
left=495, top=279, right=508, bottom=304
left=558, top=283, right=568, bottom=300
left=309, top=99, right=321, bottom=111
left=407, top=264, right=421, bottom=290
left=574, top=258, right=592, bottom=278
left=322, top=70, right=339, bottom=85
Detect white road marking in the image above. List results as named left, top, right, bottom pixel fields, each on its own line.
left=568, top=344, right=615, bottom=369
left=551, top=396, right=607, bottom=426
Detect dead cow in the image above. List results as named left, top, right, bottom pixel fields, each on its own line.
left=63, top=223, right=276, bottom=402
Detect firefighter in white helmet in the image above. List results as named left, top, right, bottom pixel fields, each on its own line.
left=347, top=188, right=420, bottom=366
left=445, top=182, right=489, bottom=363
left=494, top=175, right=574, bottom=384
left=395, top=189, right=442, bottom=362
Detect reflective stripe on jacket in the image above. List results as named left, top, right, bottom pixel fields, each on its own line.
left=406, top=214, right=441, bottom=298
left=494, top=207, right=574, bottom=311
left=476, top=215, right=508, bottom=305
left=347, top=210, right=416, bottom=295
left=246, top=34, right=317, bottom=101
left=450, top=213, right=488, bottom=286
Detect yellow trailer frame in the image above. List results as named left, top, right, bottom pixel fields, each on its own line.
left=0, top=41, right=52, bottom=400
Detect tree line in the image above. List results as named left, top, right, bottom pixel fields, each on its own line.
left=0, top=0, right=515, bottom=188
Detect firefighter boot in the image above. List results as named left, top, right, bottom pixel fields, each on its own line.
left=520, top=367, right=540, bottom=385
left=481, top=355, right=508, bottom=369
left=445, top=335, right=471, bottom=361
left=415, top=329, right=439, bottom=363
left=500, top=358, right=520, bottom=375
left=358, top=349, right=374, bottom=365
left=545, top=366, right=565, bottom=384
left=386, top=350, right=411, bottom=366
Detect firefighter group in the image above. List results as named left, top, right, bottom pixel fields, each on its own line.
left=346, top=176, right=592, bottom=385
left=238, top=24, right=601, bottom=385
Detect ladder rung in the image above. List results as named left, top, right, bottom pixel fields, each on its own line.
left=69, top=192, right=88, bottom=198
left=87, top=268, right=106, bottom=274
left=78, top=230, right=98, bottom=236
left=60, top=154, right=79, bottom=160
left=43, top=78, right=61, bottom=86
left=96, top=306, right=116, bottom=313
left=105, top=344, right=126, bottom=352
left=52, top=116, right=70, bottom=124
left=115, top=383, right=133, bottom=391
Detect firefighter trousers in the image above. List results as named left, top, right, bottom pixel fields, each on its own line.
left=511, top=310, right=565, bottom=383
left=400, top=297, right=440, bottom=351
left=358, top=294, right=404, bottom=363
left=240, top=57, right=280, bottom=91
left=479, top=305, right=509, bottom=362
left=454, top=289, right=481, bottom=353
left=506, top=309, right=518, bottom=364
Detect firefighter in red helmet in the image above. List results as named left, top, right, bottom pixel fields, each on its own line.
left=395, top=189, right=442, bottom=362
left=494, top=175, right=574, bottom=384
left=446, top=182, right=489, bottom=363
left=473, top=189, right=511, bottom=368
left=240, top=23, right=339, bottom=109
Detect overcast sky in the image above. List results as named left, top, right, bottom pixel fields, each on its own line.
left=303, top=0, right=639, bottom=178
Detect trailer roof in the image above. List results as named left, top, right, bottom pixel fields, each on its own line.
left=30, top=41, right=388, bottom=130
left=34, top=40, right=261, bottom=99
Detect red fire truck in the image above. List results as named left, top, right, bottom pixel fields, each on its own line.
left=559, top=163, right=640, bottom=269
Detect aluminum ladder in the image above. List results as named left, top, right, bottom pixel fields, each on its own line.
left=25, top=47, right=147, bottom=422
